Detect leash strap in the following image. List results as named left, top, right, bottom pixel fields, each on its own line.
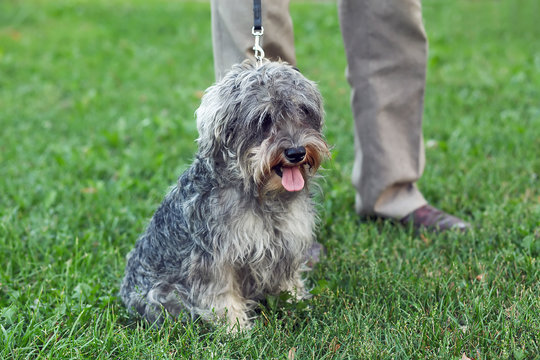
left=252, top=0, right=265, bottom=65
left=253, top=0, right=262, bottom=31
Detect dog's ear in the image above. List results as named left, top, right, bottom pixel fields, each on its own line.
left=195, top=89, right=239, bottom=160
left=195, top=89, right=221, bottom=158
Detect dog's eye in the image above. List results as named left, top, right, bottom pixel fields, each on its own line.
left=300, top=106, right=314, bottom=122
left=300, top=106, right=322, bottom=130
left=260, top=114, right=272, bottom=133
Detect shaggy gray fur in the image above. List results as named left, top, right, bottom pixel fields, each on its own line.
left=120, top=60, right=329, bottom=330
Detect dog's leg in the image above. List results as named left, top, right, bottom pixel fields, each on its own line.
left=281, top=271, right=309, bottom=301
left=214, top=289, right=251, bottom=332
left=199, top=268, right=251, bottom=331
left=144, top=282, right=190, bottom=325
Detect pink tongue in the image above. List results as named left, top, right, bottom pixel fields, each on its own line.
left=281, top=166, right=304, bottom=192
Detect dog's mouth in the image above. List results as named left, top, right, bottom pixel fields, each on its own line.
left=273, top=165, right=305, bottom=192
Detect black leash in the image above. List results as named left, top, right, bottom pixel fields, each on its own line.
left=252, top=0, right=265, bottom=65
left=253, top=0, right=262, bottom=31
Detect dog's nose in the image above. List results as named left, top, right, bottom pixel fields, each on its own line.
left=284, top=146, right=306, bottom=163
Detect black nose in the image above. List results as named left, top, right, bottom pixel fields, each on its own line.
left=284, top=146, right=306, bottom=163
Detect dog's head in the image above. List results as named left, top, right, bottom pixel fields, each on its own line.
left=196, top=60, right=330, bottom=195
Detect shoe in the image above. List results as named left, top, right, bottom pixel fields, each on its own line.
left=400, top=204, right=470, bottom=232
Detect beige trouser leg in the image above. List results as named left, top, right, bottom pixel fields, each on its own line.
left=210, top=0, right=427, bottom=219
left=211, top=0, right=296, bottom=80
left=338, top=0, right=427, bottom=219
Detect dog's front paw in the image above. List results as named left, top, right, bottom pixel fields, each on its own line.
left=226, top=313, right=252, bottom=333
left=282, top=275, right=309, bottom=301
left=224, top=306, right=252, bottom=332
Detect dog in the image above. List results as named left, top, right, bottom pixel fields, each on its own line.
left=120, top=60, right=330, bottom=330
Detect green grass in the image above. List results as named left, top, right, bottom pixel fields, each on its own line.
left=1, top=0, right=539, bottom=358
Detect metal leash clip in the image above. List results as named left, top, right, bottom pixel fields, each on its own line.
left=252, top=26, right=265, bottom=66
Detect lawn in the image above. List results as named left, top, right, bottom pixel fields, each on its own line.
left=1, top=0, right=539, bottom=358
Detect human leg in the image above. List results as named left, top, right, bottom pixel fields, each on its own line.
left=338, top=0, right=469, bottom=230
left=338, top=0, right=428, bottom=219
left=211, top=0, right=296, bottom=80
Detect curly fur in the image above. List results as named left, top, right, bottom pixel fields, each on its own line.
left=120, top=60, right=330, bottom=330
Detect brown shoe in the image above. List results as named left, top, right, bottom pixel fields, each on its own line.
left=400, top=204, right=470, bottom=232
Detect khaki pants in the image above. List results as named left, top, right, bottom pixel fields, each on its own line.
left=211, top=0, right=428, bottom=219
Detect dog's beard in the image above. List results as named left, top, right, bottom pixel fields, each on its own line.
left=244, top=130, right=330, bottom=195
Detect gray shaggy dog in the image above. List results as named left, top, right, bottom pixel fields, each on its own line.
left=120, top=60, right=330, bottom=330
